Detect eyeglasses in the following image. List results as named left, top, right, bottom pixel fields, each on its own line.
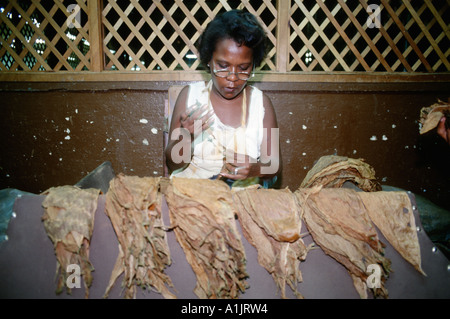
left=212, top=62, right=254, bottom=81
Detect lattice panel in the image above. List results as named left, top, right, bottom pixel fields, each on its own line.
left=289, top=0, right=450, bottom=72
left=0, top=0, right=90, bottom=71
left=102, top=0, right=277, bottom=71
left=1, top=0, right=449, bottom=74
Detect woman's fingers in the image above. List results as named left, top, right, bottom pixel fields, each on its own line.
left=180, top=105, right=214, bottom=136
left=219, top=162, right=249, bottom=180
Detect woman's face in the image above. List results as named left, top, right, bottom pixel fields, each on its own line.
left=210, top=38, right=254, bottom=100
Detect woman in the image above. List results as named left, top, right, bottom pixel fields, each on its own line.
left=165, top=9, right=280, bottom=187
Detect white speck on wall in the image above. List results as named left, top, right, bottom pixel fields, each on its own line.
left=151, top=128, right=158, bottom=134
left=143, top=138, right=149, bottom=145
left=140, top=119, right=148, bottom=124
left=304, top=166, right=308, bottom=170
left=370, top=135, right=377, bottom=141
left=289, top=112, right=293, bottom=115
left=382, top=177, right=387, bottom=182
left=405, top=145, right=409, bottom=149
left=49, top=152, right=52, bottom=155
left=302, top=152, right=306, bottom=156
left=65, top=117, right=70, bottom=121
left=333, top=125, right=337, bottom=129
left=153, top=171, right=158, bottom=175
left=75, top=109, right=78, bottom=114
left=353, top=150, right=357, bottom=154
left=116, top=138, right=120, bottom=142
left=59, top=158, right=62, bottom=161
left=65, top=128, right=70, bottom=134
left=392, top=124, right=396, bottom=128
left=65, top=135, right=70, bottom=140
left=302, top=125, right=307, bottom=130
left=90, top=121, right=94, bottom=124
left=382, top=135, right=388, bottom=141
left=286, top=139, right=290, bottom=144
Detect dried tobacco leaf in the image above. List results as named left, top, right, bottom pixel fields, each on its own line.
left=233, top=188, right=308, bottom=298
left=296, top=187, right=391, bottom=299
left=165, top=177, right=248, bottom=299
left=300, top=155, right=382, bottom=192
left=419, top=100, right=450, bottom=134
left=358, top=191, right=425, bottom=276
left=104, top=174, right=175, bottom=299
left=42, top=185, right=100, bottom=298
left=298, top=154, right=426, bottom=297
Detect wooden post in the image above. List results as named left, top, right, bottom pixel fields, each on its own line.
left=88, top=0, right=104, bottom=72
left=276, top=0, right=290, bottom=73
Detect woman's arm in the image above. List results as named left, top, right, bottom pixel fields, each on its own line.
left=164, top=86, right=214, bottom=173
left=259, top=92, right=282, bottom=179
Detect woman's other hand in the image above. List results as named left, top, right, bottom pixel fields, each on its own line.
left=219, top=152, right=260, bottom=180
left=437, top=116, right=450, bottom=146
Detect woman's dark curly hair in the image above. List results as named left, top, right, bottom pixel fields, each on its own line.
left=196, top=9, right=267, bottom=69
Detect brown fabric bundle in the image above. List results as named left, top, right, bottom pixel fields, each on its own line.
left=42, top=186, right=100, bottom=298
left=300, top=155, right=382, bottom=192
left=233, top=188, right=308, bottom=298
left=358, top=191, right=425, bottom=276
left=419, top=100, right=450, bottom=134
left=104, top=174, right=175, bottom=299
left=164, top=177, right=248, bottom=299
left=296, top=187, right=391, bottom=298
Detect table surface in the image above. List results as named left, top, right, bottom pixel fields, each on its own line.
left=0, top=193, right=449, bottom=299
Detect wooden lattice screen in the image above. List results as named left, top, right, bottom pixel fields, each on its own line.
left=0, top=0, right=449, bottom=75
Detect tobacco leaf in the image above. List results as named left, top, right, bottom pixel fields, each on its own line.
left=233, top=187, right=308, bottom=298
left=164, top=177, right=248, bottom=299
left=104, top=174, right=175, bottom=299
left=419, top=100, right=450, bottom=134
left=296, top=187, right=391, bottom=299
left=233, top=188, right=301, bottom=242
left=358, top=191, right=425, bottom=276
left=42, top=185, right=100, bottom=298
left=300, top=155, right=382, bottom=192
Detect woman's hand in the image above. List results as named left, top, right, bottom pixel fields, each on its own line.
left=437, top=116, right=450, bottom=146
left=180, top=103, right=214, bottom=137
left=219, top=153, right=260, bottom=180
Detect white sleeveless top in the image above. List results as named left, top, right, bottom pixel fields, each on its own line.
left=171, top=80, right=265, bottom=179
